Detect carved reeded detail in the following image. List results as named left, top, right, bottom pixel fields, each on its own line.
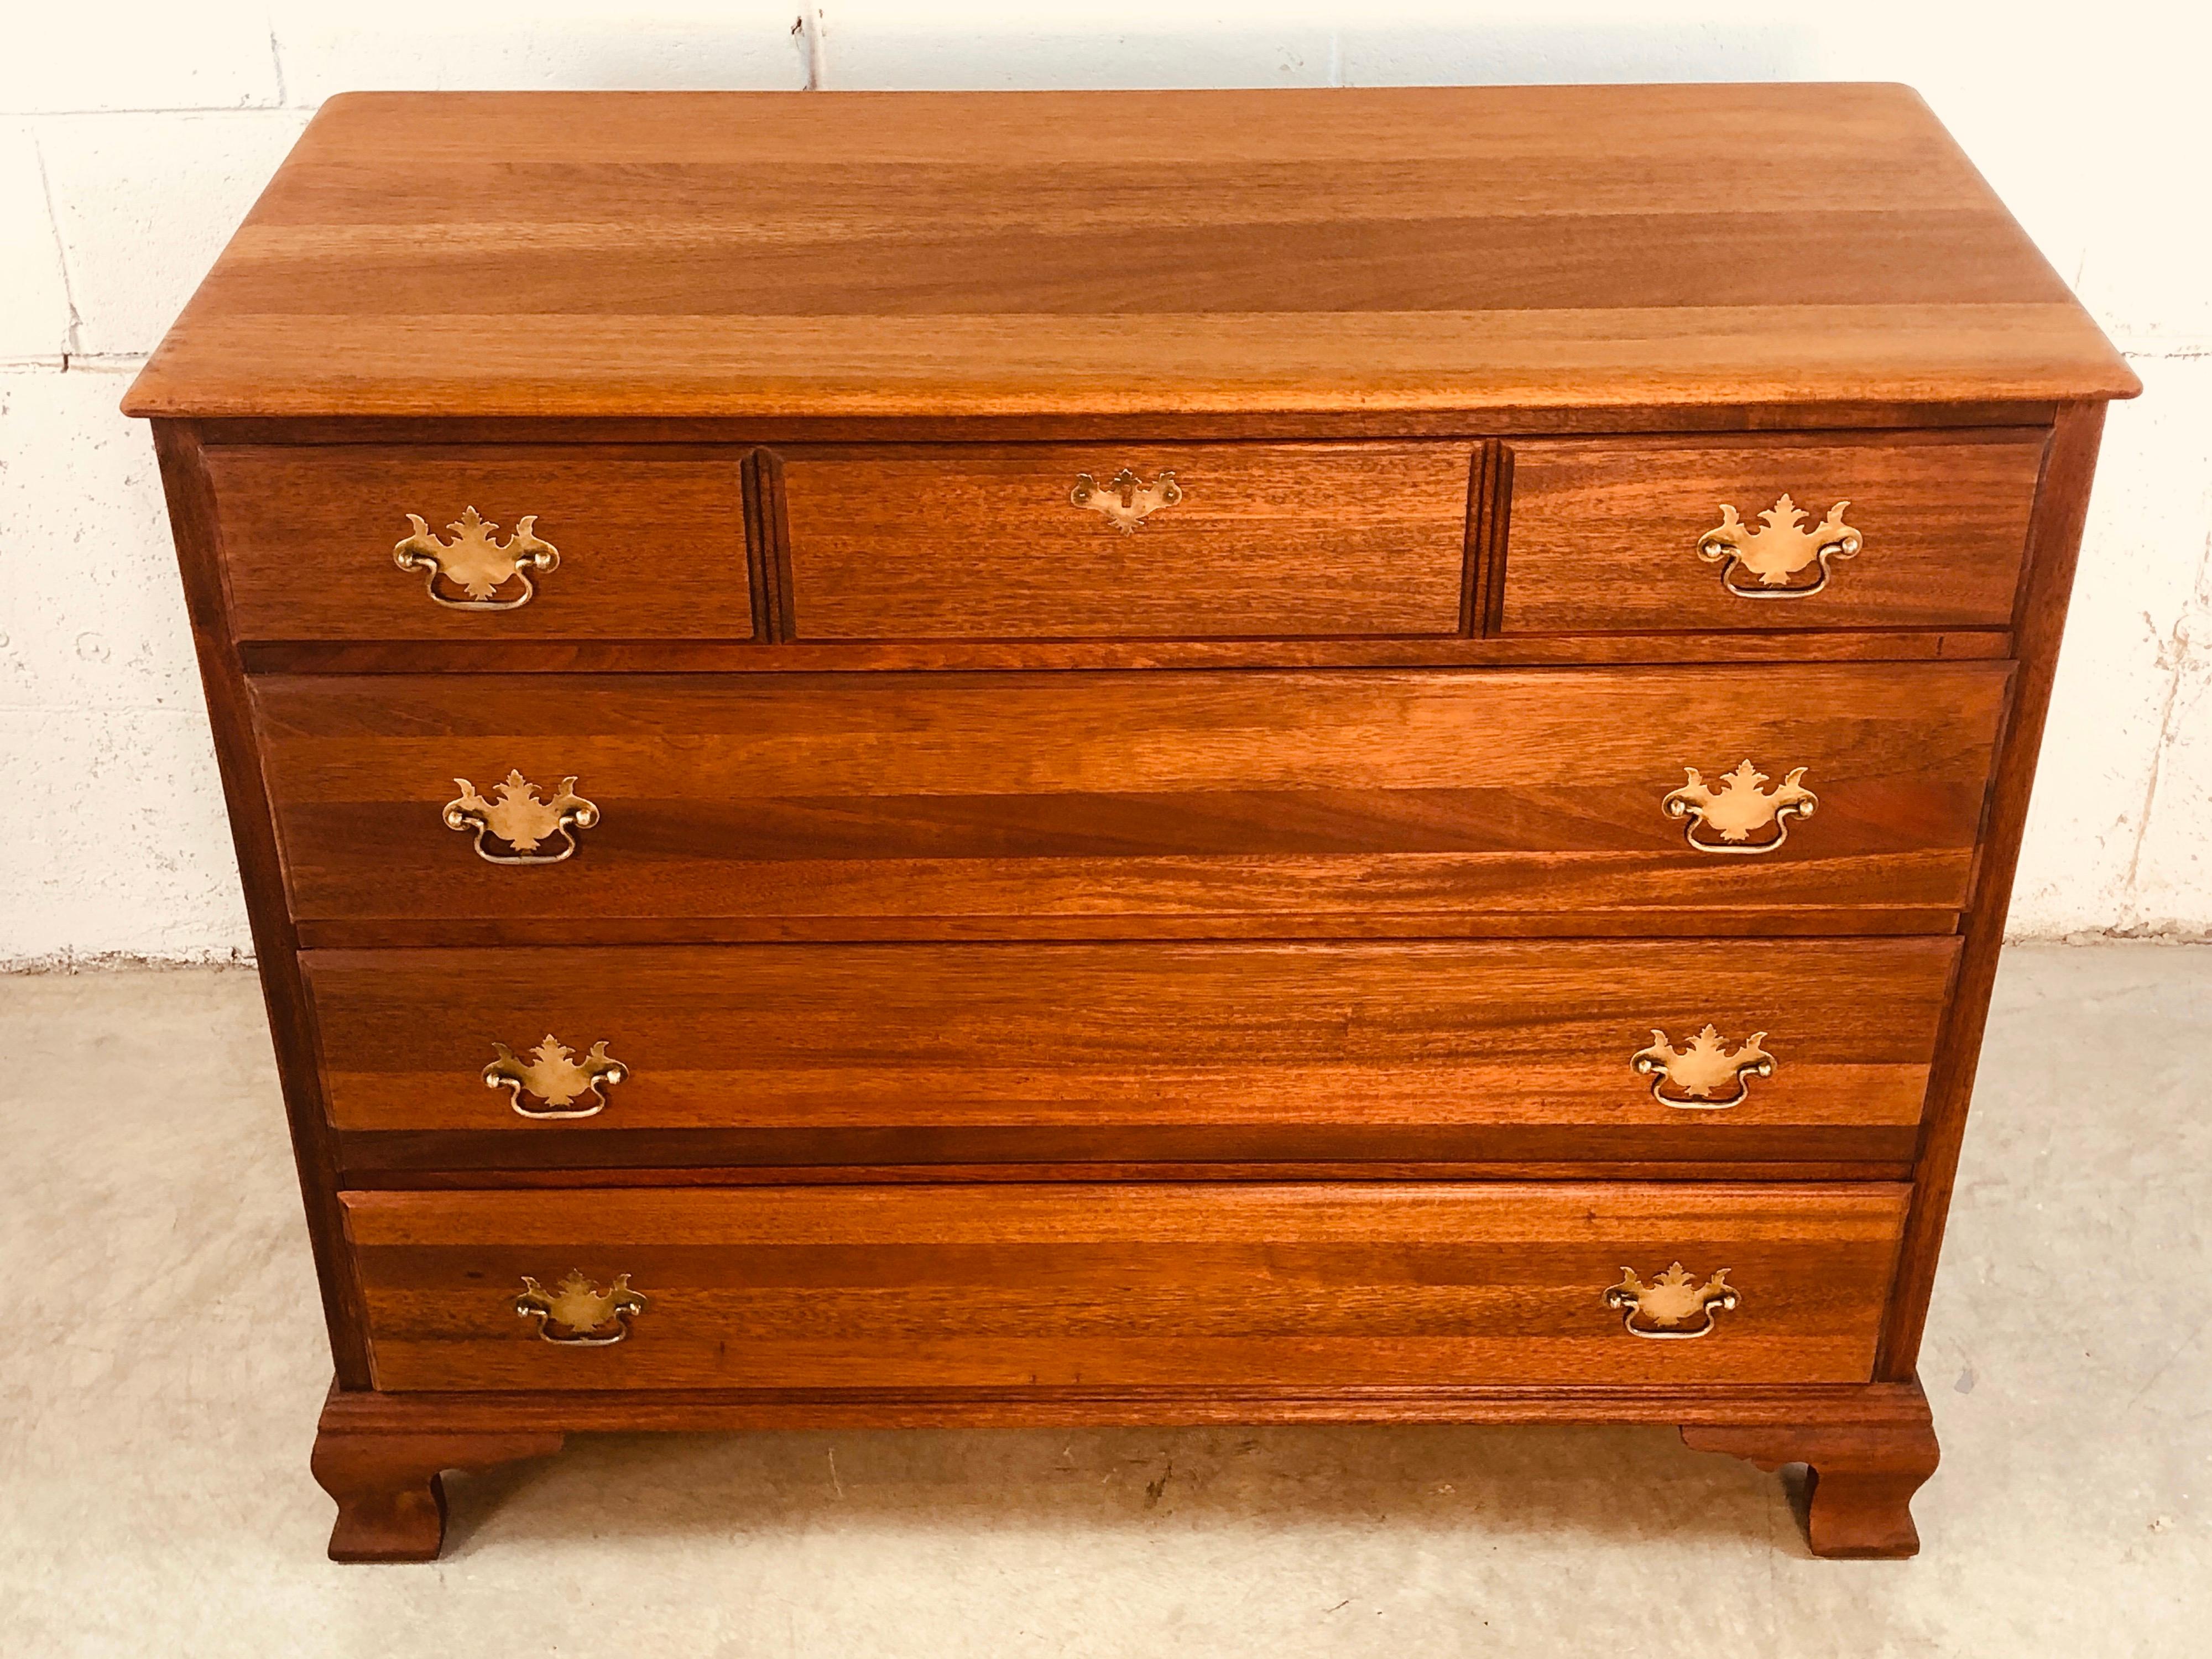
left=1632, top=1024, right=1775, bottom=1110
left=1606, top=1263, right=1739, bottom=1339
left=444, top=770, right=599, bottom=864
left=1662, top=759, right=1817, bottom=855
left=1070, top=467, right=1182, bottom=532
left=515, top=1271, right=647, bottom=1345
left=484, top=1035, right=627, bottom=1120
left=393, top=507, right=560, bottom=609
left=1697, top=494, right=1861, bottom=599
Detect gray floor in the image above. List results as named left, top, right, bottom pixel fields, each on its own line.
left=4, top=943, right=2208, bottom=1657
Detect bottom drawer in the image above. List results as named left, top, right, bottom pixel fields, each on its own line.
left=344, top=1183, right=1907, bottom=1392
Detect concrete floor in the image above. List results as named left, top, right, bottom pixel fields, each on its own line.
left=4, top=943, right=2209, bottom=1657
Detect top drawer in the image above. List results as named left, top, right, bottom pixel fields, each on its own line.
left=202, top=445, right=757, bottom=641
left=1496, top=431, right=2046, bottom=633
left=780, top=443, right=1474, bottom=640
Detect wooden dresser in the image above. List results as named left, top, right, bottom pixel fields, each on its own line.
left=124, top=86, right=2135, bottom=1561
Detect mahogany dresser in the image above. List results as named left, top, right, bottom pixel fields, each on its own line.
left=125, top=86, right=2136, bottom=1561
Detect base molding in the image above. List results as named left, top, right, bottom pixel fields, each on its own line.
left=318, top=1378, right=1936, bottom=1434
left=312, top=1376, right=1937, bottom=1562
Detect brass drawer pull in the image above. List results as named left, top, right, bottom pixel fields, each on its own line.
left=1606, top=1263, right=1738, bottom=1340
left=485, top=1035, right=627, bottom=1120
left=1071, top=467, right=1181, bottom=532
left=1631, top=1025, right=1773, bottom=1110
left=444, top=770, right=598, bottom=864
left=1662, top=759, right=1815, bottom=854
left=515, top=1271, right=647, bottom=1346
left=393, top=507, right=559, bottom=609
left=1697, top=494, right=1860, bottom=599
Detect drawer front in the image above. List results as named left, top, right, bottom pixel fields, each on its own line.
left=343, top=1182, right=1908, bottom=1391
left=310, top=937, right=1958, bottom=1170
left=252, top=664, right=2009, bottom=937
left=1498, top=432, right=2046, bottom=633
left=202, top=445, right=756, bottom=640
left=781, top=444, right=1474, bottom=640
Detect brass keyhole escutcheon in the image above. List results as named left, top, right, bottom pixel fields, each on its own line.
left=1070, top=467, right=1182, bottom=532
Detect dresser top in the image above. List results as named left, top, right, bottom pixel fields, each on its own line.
left=122, top=85, right=2135, bottom=422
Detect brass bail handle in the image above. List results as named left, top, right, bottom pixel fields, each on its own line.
left=1661, top=759, right=1816, bottom=855
left=1606, top=1264, right=1739, bottom=1340
left=444, top=770, right=599, bottom=865
left=394, top=507, right=559, bottom=610
left=1697, top=494, right=1861, bottom=600
left=484, top=1036, right=628, bottom=1120
left=514, top=1271, right=648, bottom=1345
left=1631, top=1026, right=1775, bottom=1111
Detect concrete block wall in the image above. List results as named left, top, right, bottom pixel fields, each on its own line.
left=2, top=1, right=2206, bottom=964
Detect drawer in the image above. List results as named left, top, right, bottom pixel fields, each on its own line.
left=201, top=445, right=757, bottom=640
left=251, top=664, right=2008, bottom=939
left=780, top=443, right=1474, bottom=640
left=1496, top=431, right=2046, bottom=633
left=342, top=1182, right=1908, bottom=1391
left=309, top=937, right=1958, bottom=1171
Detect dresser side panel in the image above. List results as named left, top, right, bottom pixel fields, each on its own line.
left=150, top=420, right=373, bottom=1388
left=1879, top=400, right=2107, bottom=1375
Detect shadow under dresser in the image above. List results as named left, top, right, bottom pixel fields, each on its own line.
left=123, top=84, right=2137, bottom=1561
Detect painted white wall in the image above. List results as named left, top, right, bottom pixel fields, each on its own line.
left=2, top=1, right=2206, bottom=964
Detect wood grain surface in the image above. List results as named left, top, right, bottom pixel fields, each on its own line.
left=342, top=1182, right=1910, bottom=1391
left=304, top=937, right=1955, bottom=1171
left=232, top=629, right=2016, bottom=678
left=307, top=942, right=1955, bottom=1177
left=119, top=87, right=2135, bottom=421
left=1498, top=430, right=2047, bottom=633
left=204, top=445, right=758, bottom=640
left=153, top=425, right=374, bottom=1386
left=317, top=1376, right=1938, bottom=1433
left=1880, top=401, right=2110, bottom=1375
left=249, top=664, right=2009, bottom=936
left=782, top=442, right=1473, bottom=640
